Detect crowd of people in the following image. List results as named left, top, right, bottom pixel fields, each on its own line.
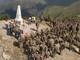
left=19, top=20, right=80, bottom=60
left=5, top=20, right=24, bottom=39
left=5, top=19, right=80, bottom=60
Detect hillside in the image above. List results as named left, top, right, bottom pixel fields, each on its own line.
left=0, top=0, right=14, bottom=5
left=0, top=0, right=80, bottom=19
left=38, top=1, right=80, bottom=20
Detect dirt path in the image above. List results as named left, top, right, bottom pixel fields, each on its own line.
left=21, top=22, right=50, bottom=35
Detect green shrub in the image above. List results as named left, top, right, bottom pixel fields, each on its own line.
left=23, top=17, right=28, bottom=20
left=0, top=14, right=10, bottom=21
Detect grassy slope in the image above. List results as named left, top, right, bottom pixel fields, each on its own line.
left=38, top=1, right=80, bottom=20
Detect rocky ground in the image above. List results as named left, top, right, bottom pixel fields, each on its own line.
left=0, top=21, right=80, bottom=60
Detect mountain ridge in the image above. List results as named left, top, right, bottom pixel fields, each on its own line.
left=0, top=0, right=80, bottom=19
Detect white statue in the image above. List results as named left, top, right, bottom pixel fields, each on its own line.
left=15, top=5, right=23, bottom=25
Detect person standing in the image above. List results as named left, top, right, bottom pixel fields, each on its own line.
left=14, top=20, right=17, bottom=26
left=5, top=20, right=9, bottom=30
left=36, top=21, right=40, bottom=31
left=9, top=23, right=13, bottom=35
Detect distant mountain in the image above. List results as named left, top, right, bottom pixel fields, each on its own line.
left=0, top=0, right=80, bottom=19
left=39, top=1, right=80, bottom=20
left=0, top=0, right=13, bottom=5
